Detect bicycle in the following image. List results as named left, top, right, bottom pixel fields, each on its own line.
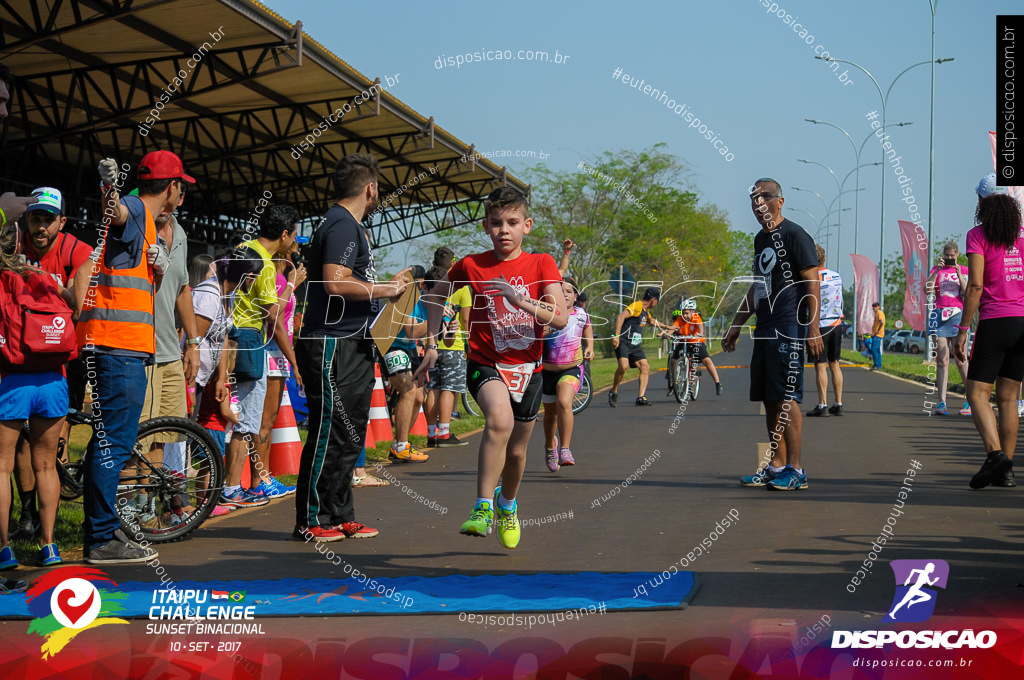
left=667, top=335, right=704, bottom=404
left=52, top=408, right=224, bottom=543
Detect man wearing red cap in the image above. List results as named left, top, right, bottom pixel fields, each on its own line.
left=79, top=150, right=194, bottom=564
left=135, top=151, right=204, bottom=530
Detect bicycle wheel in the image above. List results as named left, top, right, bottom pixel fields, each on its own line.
left=57, top=459, right=84, bottom=501
left=674, top=356, right=688, bottom=404
left=461, top=391, right=480, bottom=417
left=689, top=365, right=701, bottom=400
left=572, top=371, right=593, bottom=414
left=116, top=417, right=224, bottom=544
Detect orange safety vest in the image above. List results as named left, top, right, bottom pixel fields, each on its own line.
left=77, top=203, right=156, bottom=354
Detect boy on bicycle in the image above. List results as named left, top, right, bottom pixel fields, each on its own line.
left=663, top=299, right=723, bottom=396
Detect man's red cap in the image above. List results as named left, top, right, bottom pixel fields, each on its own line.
left=138, top=150, right=196, bottom=184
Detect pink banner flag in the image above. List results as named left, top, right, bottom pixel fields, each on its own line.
left=989, top=131, right=1024, bottom=218
left=898, top=220, right=928, bottom=331
left=850, top=253, right=878, bottom=335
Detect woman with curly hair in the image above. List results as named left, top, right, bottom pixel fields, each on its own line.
left=956, top=174, right=1024, bottom=489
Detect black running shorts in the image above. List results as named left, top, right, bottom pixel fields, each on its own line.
left=467, top=360, right=544, bottom=422
left=815, top=326, right=843, bottom=364
left=967, top=316, right=1024, bottom=384
left=750, top=330, right=804, bottom=403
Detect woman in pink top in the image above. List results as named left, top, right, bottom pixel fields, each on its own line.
left=926, top=240, right=969, bottom=415
left=955, top=174, right=1024, bottom=489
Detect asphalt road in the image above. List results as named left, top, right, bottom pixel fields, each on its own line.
left=4, top=360, right=1021, bottom=677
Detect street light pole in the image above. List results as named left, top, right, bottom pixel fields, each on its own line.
left=815, top=56, right=951, bottom=310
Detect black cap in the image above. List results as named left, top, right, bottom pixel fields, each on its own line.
left=409, top=265, right=427, bottom=280
left=643, top=287, right=661, bottom=301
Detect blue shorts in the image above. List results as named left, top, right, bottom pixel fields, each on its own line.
left=0, top=371, right=69, bottom=420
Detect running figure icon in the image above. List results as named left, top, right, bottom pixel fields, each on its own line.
left=888, top=562, right=939, bottom=619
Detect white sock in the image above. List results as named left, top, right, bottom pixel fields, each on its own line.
left=497, top=493, right=516, bottom=511
left=439, top=423, right=450, bottom=436
left=818, top=403, right=827, bottom=409
left=476, top=497, right=491, bottom=508
left=769, top=465, right=785, bottom=474
left=225, top=484, right=241, bottom=496
left=396, top=441, right=409, bottom=450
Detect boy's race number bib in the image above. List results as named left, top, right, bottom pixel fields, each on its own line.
left=495, top=361, right=537, bottom=403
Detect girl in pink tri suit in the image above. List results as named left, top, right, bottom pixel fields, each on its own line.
left=955, top=174, right=1024, bottom=489
left=927, top=240, right=969, bottom=415
left=541, top=277, right=593, bottom=472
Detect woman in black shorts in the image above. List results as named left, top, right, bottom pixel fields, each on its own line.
left=955, top=175, right=1024, bottom=489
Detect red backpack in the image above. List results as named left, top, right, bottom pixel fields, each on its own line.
left=0, top=269, right=78, bottom=373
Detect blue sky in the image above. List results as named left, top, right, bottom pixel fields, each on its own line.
left=270, top=0, right=1017, bottom=286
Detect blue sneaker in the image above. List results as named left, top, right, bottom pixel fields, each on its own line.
left=934, top=401, right=948, bottom=416
left=767, top=465, right=809, bottom=491
left=740, top=465, right=777, bottom=487
left=219, top=487, right=269, bottom=508
left=40, top=543, right=62, bottom=567
left=270, top=477, right=296, bottom=496
left=252, top=479, right=288, bottom=499
left=0, top=545, right=17, bottom=570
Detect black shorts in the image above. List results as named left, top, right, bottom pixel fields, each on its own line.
left=616, top=341, right=647, bottom=368
left=750, top=333, right=804, bottom=403
left=467, top=360, right=544, bottom=422
left=541, top=365, right=583, bottom=403
left=381, top=347, right=421, bottom=378
left=815, top=326, right=843, bottom=364
left=672, top=342, right=710, bottom=363
left=967, top=317, right=1024, bottom=383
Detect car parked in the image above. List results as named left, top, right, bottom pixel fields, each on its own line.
left=889, top=329, right=927, bottom=354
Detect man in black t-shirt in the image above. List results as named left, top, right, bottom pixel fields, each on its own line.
left=293, top=153, right=410, bottom=542
left=722, top=178, right=822, bottom=491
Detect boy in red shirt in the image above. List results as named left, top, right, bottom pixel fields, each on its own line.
left=415, top=187, right=566, bottom=549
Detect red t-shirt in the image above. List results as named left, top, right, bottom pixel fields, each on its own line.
left=447, top=251, right=562, bottom=366
left=21, top=231, right=92, bottom=288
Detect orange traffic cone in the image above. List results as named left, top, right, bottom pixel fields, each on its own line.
left=369, top=364, right=393, bottom=445
left=269, top=389, right=302, bottom=476
left=364, top=419, right=376, bottom=451
left=411, top=404, right=429, bottom=437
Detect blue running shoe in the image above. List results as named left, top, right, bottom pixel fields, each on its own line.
left=270, top=477, right=296, bottom=496
left=0, top=545, right=17, bottom=570
left=740, top=465, right=777, bottom=487
left=252, top=479, right=288, bottom=499
left=767, top=465, right=809, bottom=491
left=40, top=543, right=62, bottom=567
left=934, top=401, right=948, bottom=416
left=219, top=487, right=270, bottom=508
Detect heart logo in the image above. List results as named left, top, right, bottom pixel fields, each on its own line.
left=50, top=579, right=101, bottom=629
left=57, top=588, right=94, bottom=625
left=53, top=317, right=65, bottom=329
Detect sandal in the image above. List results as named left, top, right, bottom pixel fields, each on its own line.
left=635, top=396, right=651, bottom=406
left=353, top=474, right=390, bottom=487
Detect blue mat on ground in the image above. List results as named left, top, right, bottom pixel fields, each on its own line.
left=0, top=572, right=696, bottom=617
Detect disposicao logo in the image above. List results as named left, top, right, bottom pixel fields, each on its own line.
left=25, top=567, right=129, bottom=659
left=832, top=560, right=996, bottom=650
left=885, top=559, right=948, bottom=623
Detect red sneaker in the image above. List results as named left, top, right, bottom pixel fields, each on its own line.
left=339, top=521, right=379, bottom=539
left=292, top=525, right=346, bottom=542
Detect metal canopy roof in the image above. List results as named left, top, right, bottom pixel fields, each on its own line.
left=0, top=0, right=527, bottom=248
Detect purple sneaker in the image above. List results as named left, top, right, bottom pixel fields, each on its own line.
left=559, top=448, right=575, bottom=466
left=545, top=436, right=560, bottom=472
